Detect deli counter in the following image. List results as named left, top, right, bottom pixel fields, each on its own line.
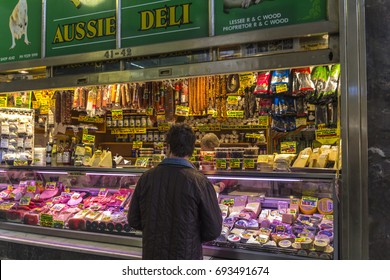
left=0, top=166, right=338, bottom=260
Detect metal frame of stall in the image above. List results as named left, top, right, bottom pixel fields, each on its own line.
left=0, top=0, right=369, bottom=259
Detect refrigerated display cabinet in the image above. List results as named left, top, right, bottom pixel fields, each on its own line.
left=0, top=166, right=338, bottom=260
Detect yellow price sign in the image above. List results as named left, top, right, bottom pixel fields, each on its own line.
left=0, top=96, right=8, bottom=107
left=112, top=110, right=123, bottom=121
left=82, top=134, right=96, bottom=145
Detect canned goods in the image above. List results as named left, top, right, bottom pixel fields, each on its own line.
left=135, top=116, right=141, bottom=127
left=153, top=131, right=160, bottom=142
left=106, top=117, right=112, bottom=127
left=159, top=133, right=166, bottom=142
left=111, top=120, right=118, bottom=127
left=141, top=117, right=147, bottom=127
left=123, top=116, right=130, bottom=127
left=129, top=117, right=135, bottom=127
left=147, top=131, right=154, bottom=142
left=141, top=134, right=147, bottom=142
left=117, top=119, right=123, bottom=127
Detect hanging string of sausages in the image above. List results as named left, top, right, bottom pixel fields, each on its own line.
left=60, top=74, right=232, bottom=120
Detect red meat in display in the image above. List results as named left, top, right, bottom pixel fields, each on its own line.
left=39, top=187, right=59, bottom=200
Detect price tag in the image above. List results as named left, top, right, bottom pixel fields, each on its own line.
left=221, top=198, right=234, bottom=207
left=158, top=122, right=170, bottom=131
left=243, top=158, right=255, bottom=169
left=296, top=117, right=307, bottom=128
left=7, top=185, right=13, bottom=191
left=134, top=128, right=146, bottom=134
left=111, top=128, right=134, bottom=134
left=53, top=220, right=65, bottom=229
left=175, top=105, right=189, bottom=116
left=227, top=96, right=239, bottom=105
left=280, top=142, right=297, bottom=154
left=132, top=141, right=143, bottom=149
left=203, top=155, right=214, bottom=162
left=98, top=188, right=108, bottom=197
left=82, top=134, right=96, bottom=145
left=45, top=182, right=57, bottom=190
left=40, top=213, right=53, bottom=227
left=229, top=158, right=241, bottom=169
left=19, top=196, right=31, bottom=206
left=78, top=116, right=104, bottom=123
left=276, top=84, right=288, bottom=94
left=146, top=107, right=154, bottom=116
left=227, top=110, right=244, bottom=118
left=0, top=95, right=7, bottom=107
left=135, top=157, right=150, bottom=167
left=51, top=203, right=66, bottom=212
left=26, top=185, right=36, bottom=193
left=112, top=110, right=123, bottom=121
left=258, top=116, right=269, bottom=127
left=13, top=160, right=28, bottom=166
left=0, top=202, right=16, bottom=210
left=315, top=128, right=340, bottom=145
left=215, top=159, right=227, bottom=169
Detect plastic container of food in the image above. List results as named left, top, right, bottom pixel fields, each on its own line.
left=215, top=148, right=229, bottom=159
left=244, top=147, right=259, bottom=156
left=229, top=148, right=244, bottom=158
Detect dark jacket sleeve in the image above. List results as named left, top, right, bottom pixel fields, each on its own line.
left=198, top=180, right=223, bottom=242
left=127, top=175, right=144, bottom=230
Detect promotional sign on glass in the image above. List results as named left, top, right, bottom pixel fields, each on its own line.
left=215, top=0, right=328, bottom=35
left=121, top=0, right=209, bottom=47
left=46, top=0, right=116, bottom=57
left=0, top=0, right=41, bottom=63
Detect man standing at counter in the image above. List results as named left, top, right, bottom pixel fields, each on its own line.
left=128, top=123, right=222, bottom=260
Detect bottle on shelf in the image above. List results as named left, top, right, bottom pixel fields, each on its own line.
left=45, top=138, right=53, bottom=166
left=62, top=140, right=71, bottom=165
left=51, top=139, right=58, bottom=166
left=56, top=140, right=64, bottom=165
left=69, top=137, right=77, bottom=166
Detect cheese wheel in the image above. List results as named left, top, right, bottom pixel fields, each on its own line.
left=299, top=203, right=317, bottom=215
left=317, top=198, right=334, bottom=214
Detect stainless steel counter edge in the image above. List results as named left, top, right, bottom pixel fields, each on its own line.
left=0, top=228, right=142, bottom=260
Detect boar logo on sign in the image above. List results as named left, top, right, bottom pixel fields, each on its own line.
left=224, top=0, right=266, bottom=13
left=9, top=0, right=30, bottom=49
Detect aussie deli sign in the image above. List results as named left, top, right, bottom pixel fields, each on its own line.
left=0, top=0, right=328, bottom=62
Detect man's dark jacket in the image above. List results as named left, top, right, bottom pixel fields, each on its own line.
left=128, top=158, right=222, bottom=259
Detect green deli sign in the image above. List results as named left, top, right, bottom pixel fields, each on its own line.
left=46, top=0, right=116, bottom=57
left=215, top=0, right=328, bottom=35
left=121, top=0, right=209, bottom=47
left=0, top=0, right=41, bottom=63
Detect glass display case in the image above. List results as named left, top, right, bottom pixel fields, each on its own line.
left=0, top=166, right=337, bottom=260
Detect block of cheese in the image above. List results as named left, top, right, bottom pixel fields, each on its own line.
left=308, top=148, right=320, bottom=167
left=317, top=153, right=329, bottom=168
left=99, top=151, right=113, bottom=168
left=293, top=154, right=310, bottom=167
left=328, top=146, right=339, bottom=162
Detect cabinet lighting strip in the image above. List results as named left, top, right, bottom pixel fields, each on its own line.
left=0, top=170, right=6, bottom=173
left=85, top=172, right=140, bottom=177
left=206, top=176, right=302, bottom=182
left=36, top=171, right=69, bottom=175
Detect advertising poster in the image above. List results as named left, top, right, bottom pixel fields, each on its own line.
left=46, top=0, right=116, bottom=57
left=121, top=0, right=209, bottom=47
left=0, top=0, right=41, bottom=63
left=215, top=0, right=328, bottom=35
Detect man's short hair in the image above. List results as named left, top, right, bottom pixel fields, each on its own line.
left=166, top=123, right=195, bottom=157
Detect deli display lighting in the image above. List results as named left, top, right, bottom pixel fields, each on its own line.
left=85, top=172, right=139, bottom=177
left=206, top=176, right=302, bottom=182
left=36, top=171, right=69, bottom=175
